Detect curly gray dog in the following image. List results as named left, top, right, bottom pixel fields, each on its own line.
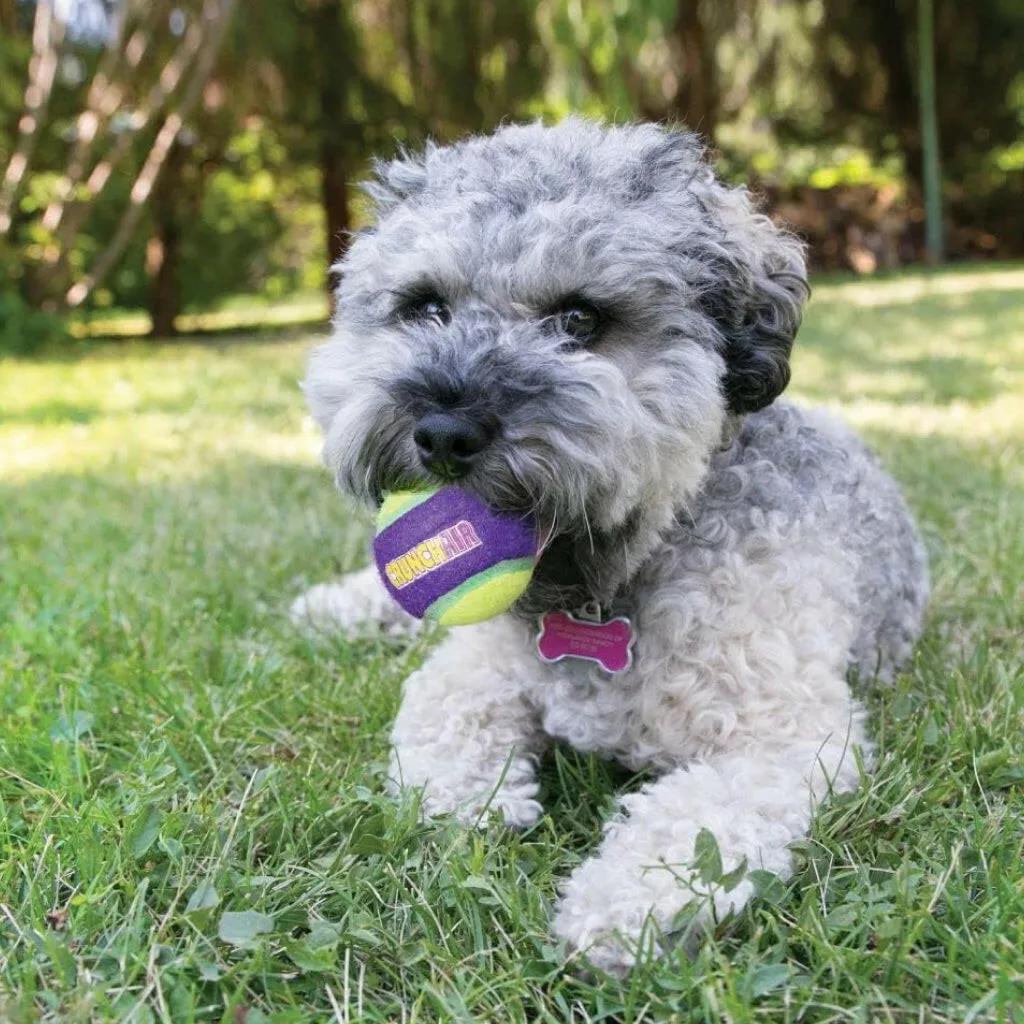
left=293, top=119, right=929, bottom=974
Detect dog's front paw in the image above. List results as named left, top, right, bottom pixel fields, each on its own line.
left=552, top=872, right=721, bottom=976
left=552, top=902, right=651, bottom=978
left=391, top=770, right=543, bottom=830
left=290, top=569, right=423, bottom=638
left=389, top=743, right=544, bottom=830
left=550, top=809, right=752, bottom=974
left=432, top=787, right=544, bottom=830
left=551, top=856, right=696, bottom=976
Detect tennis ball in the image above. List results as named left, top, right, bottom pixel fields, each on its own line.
left=373, top=487, right=539, bottom=626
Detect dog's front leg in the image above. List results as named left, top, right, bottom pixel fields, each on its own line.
left=291, top=565, right=421, bottom=638
left=389, top=617, right=547, bottom=828
left=552, top=721, right=867, bottom=975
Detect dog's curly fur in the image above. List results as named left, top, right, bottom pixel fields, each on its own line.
left=293, top=119, right=929, bottom=974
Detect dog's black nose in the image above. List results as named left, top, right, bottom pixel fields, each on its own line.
left=413, top=411, right=493, bottom=479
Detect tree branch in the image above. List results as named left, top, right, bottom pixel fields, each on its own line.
left=0, top=0, right=67, bottom=235
left=38, top=0, right=152, bottom=238
left=66, top=0, right=239, bottom=308
left=49, top=0, right=206, bottom=267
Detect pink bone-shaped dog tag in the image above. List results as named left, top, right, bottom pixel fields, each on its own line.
left=536, top=611, right=635, bottom=674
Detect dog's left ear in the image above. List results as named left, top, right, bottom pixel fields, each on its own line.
left=700, top=187, right=809, bottom=414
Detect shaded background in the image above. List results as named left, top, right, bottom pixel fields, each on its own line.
left=1, top=0, right=1022, bottom=345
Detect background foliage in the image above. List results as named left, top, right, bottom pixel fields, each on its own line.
left=1, top=0, right=1022, bottom=347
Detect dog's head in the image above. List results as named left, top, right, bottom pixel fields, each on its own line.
left=306, top=120, right=807, bottom=609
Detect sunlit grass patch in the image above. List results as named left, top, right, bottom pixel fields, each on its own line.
left=1, top=265, right=1023, bottom=1022
left=794, top=266, right=1024, bottom=416
left=0, top=338, right=326, bottom=481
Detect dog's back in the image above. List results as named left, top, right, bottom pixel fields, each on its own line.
left=687, top=401, right=929, bottom=681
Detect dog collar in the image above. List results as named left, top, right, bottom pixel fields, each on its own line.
left=536, top=602, right=635, bottom=674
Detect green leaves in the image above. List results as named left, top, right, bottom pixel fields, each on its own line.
left=50, top=710, right=94, bottom=742
left=129, top=807, right=163, bottom=859
left=691, top=829, right=751, bottom=894
left=283, top=922, right=343, bottom=974
left=693, top=828, right=723, bottom=884
left=185, top=881, right=220, bottom=915
left=217, top=911, right=276, bottom=947
left=749, top=869, right=789, bottom=906
left=746, top=962, right=793, bottom=999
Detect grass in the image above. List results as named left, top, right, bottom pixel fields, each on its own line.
left=1, top=264, right=1023, bottom=1022
left=66, top=293, right=329, bottom=340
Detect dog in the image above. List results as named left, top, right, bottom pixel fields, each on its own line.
left=292, top=119, right=929, bottom=974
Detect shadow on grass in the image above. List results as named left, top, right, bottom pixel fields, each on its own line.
left=3, top=391, right=302, bottom=426
left=6, top=320, right=328, bottom=367
left=0, top=455, right=361, bottom=634
left=2, top=399, right=104, bottom=426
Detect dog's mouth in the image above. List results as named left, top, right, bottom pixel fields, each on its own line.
left=366, top=458, right=565, bottom=578
left=357, top=424, right=591, bottom=566
left=370, top=474, right=558, bottom=544
left=362, top=446, right=639, bottom=614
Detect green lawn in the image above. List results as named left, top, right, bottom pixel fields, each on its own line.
left=2, top=266, right=1023, bottom=1023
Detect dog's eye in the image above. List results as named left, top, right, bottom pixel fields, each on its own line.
left=398, top=294, right=451, bottom=327
left=556, top=302, right=602, bottom=346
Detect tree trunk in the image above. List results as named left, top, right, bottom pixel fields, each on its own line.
left=862, top=0, right=922, bottom=195
left=149, top=229, right=181, bottom=337
left=671, top=0, right=717, bottom=140
left=916, top=0, right=943, bottom=262
left=148, top=143, right=184, bottom=337
left=321, top=140, right=350, bottom=272
left=309, top=2, right=356, bottom=305
left=0, top=0, right=17, bottom=36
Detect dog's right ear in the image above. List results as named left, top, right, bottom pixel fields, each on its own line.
left=642, top=129, right=808, bottom=414
left=691, top=185, right=808, bottom=415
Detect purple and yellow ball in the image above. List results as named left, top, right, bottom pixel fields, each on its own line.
left=373, top=487, right=539, bottom=626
